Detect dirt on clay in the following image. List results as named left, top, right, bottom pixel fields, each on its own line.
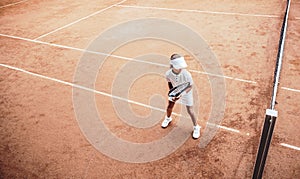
left=0, top=0, right=300, bottom=178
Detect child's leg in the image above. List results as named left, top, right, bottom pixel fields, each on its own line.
left=187, top=105, right=200, bottom=139
left=186, top=105, right=197, bottom=126
left=162, top=101, right=175, bottom=128
left=166, top=101, right=175, bottom=118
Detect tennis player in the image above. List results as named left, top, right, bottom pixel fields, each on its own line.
left=161, top=54, right=201, bottom=139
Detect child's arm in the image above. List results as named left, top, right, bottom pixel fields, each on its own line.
left=185, top=85, right=192, bottom=93
left=168, top=82, right=173, bottom=90
left=178, top=85, right=192, bottom=97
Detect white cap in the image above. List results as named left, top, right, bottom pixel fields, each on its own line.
left=170, top=57, right=187, bottom=69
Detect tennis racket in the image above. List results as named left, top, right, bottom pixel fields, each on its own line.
left=168, top=82, right=191, bottom=97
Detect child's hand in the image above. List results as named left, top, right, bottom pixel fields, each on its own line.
left=174, top=96, right=181, bottom=101
left=168, top=96, right=180, bottom=102
left=168, top=96, right=175, bottom=102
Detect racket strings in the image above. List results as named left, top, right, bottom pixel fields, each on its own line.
left=169, top=82, right=190, bottom=97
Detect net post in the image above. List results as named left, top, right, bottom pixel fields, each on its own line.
left=252, top=110, right=278, bottom=179
left=252, top=0, right=291, bottom=178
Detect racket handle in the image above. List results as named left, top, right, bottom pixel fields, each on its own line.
left=168, top=96, right=175, bottom=102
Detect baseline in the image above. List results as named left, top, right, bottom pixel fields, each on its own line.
left=0, top=0, right=29, bottom=9
left=116, top=4, right=280, bottom=18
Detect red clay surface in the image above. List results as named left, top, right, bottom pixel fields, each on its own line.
left=1, top=0, right=300, bottom=178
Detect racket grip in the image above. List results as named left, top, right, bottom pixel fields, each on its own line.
left=168, top=96, right=175, bottom=102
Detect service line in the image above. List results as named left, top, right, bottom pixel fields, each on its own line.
left=34, top=0, right=127, bottom=40
left=2, top=33, right=300, bottom=94
left=0, top=33, right=257, bottom=84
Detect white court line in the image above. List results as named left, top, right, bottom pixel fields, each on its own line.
left=116, top=5, right=280, bottom=18
left=281, top=87, right=300, bottom=93
left=280, top=143, right=300, bottom=151
left=0, top=63, right=166, bottom=114
left=207, top=122, right=240, bottom=134
left=190, top=69, right=256, bottom=84
left=4, top=63, right=300, bottom=145
left=0, top=63, right=244, bottom=135
left=0, top=0, right=29, bottom=9
left=34, top=0, right=127, bottom=40
left=0, top=33, right=257, bottom=84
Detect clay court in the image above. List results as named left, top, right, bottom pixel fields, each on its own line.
left=1, top=0, right=300, bottom=178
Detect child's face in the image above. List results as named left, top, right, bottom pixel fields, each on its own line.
left=172, top=68, right=182, bottom=74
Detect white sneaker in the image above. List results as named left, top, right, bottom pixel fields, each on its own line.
left=193, top=125, right=201, bottom=139
left=161, top=116, right=172, bottom=128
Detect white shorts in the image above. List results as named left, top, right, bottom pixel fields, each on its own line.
left=169, top=90, right=193, bottom=106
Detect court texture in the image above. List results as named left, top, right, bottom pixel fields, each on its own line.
left=0, top=0, right=299, bottom=178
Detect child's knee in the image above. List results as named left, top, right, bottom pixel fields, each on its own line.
left=167, top=104, right=174, bottom=110
left=188, top=110, right=194, bottom=116
left=186, top=106, right=194, bottom=114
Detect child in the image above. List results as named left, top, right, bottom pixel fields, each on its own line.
left=161, top=54, right=201, bottom=139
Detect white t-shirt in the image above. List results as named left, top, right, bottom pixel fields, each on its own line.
left=165, top=69, right=194, bottom=87
left=165, top=69, right=194, bottom=106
